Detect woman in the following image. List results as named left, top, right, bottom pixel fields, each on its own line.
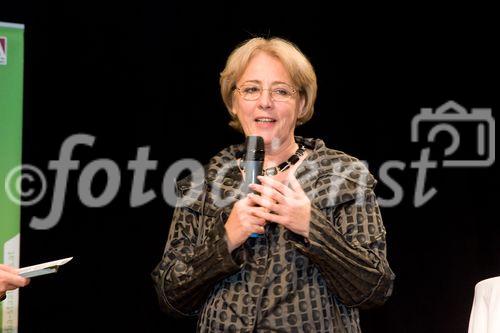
left=0, top=264, right=30, bottom=302
left=152, top=37, right=394, bottom=332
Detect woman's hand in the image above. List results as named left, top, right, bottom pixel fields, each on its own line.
left=248, top=175, right=311, bottom=238
left=0, top=264, right=30, bottom=299
left=225, top=196, right=268, bottom=253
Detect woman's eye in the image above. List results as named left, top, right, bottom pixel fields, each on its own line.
left=274, top=88, right=291, bottom=96
left=243, top=86, right=260, bottom=94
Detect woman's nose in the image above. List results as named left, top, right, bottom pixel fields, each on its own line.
left=258, top=89, right=273, bottom=109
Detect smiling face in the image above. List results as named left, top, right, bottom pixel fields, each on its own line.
left=231, top=51, right=305, bottom=151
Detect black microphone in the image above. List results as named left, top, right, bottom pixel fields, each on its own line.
left=243, top=136, right=264, bottom=238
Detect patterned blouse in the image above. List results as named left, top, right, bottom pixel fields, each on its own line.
left=152, top=136, right=395, bottom=332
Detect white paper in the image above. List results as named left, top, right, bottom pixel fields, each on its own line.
left=18, top=257, right=73, bottom=278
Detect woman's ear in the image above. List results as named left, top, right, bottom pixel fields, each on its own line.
left=230, top=94, right=238, bottom=116
left=298, top=96, right=306, bottom=117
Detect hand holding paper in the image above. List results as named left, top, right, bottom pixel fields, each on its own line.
left=0, top=264, right=31, bottom=301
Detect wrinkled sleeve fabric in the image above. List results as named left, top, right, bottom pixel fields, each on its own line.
left=151, top=183, right=243, bottom=317
left=292, top=174, right=395, bottom=310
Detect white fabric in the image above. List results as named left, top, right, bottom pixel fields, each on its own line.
left=469, top=276, right=500, bottom=333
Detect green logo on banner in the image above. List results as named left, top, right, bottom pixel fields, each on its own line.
left=0, top=36, right=7, bottom=65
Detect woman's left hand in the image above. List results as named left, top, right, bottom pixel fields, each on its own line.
left=248, top=175, right=311, bottom=238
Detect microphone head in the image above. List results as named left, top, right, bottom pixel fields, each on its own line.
left=244, top=136, right=265, bottom=161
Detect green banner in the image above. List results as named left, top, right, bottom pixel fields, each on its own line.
left=0, top=21, right=24, bottom=333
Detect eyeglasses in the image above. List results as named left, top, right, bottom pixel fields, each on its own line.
left=235, top=83, right=297, bottom=102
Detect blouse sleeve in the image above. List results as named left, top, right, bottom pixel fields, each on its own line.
left=151, top=182, right=243, bottom=317
left=291, top=174, right=395, bottom=310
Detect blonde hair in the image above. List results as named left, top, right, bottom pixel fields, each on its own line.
left=220, top=37, right=317, bottom=132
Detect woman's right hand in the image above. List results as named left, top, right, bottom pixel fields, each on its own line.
left=0, top=264, right=30, bottom=298
left=224, top=196, right=267, bottom=253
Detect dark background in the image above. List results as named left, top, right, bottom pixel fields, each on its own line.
left=1, top=2, right=498, bottom=332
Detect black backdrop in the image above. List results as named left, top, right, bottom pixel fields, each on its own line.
left=1, top=2, right=498, bottom=332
